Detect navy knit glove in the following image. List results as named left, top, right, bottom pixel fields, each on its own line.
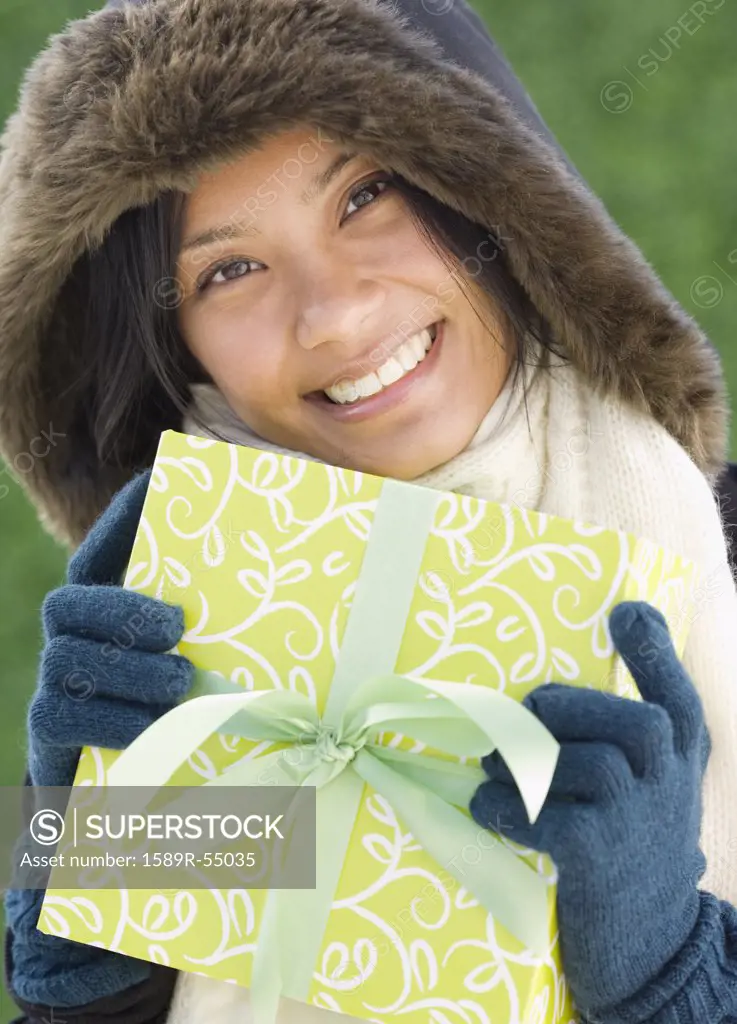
left=5, top=468, right=196, bottom=1009
left=469, top=600, right=737, bottom=1023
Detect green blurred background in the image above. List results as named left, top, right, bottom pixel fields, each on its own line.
left=1, top=0, right=735, bottom=1017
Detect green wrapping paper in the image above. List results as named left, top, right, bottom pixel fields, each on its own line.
left=106, top=474, right=560, bottom=1022
left=41, top=428, right=697, bottom=1024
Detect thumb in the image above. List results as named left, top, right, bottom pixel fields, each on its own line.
left=609, top=600, right=704, bottom=758
left=67, top=468, right=153, bottom=587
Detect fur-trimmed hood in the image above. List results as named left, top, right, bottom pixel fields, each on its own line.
left=0, top=0, right=729, bottom=550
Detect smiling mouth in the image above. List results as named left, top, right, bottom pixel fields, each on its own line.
left=305, top=321, right=441, bottom=407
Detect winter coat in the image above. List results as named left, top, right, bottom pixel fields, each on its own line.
left=0, top=0, right=735, bottom=1020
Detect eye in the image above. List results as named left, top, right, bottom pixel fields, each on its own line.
left=196, top=258, right=261, bottom=293
left=194, top=175, right=394, bottom=294
left=343, top=175, right=393, bottom=220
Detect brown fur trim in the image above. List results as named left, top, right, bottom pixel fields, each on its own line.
left=0, top=0, right=728, bottom=548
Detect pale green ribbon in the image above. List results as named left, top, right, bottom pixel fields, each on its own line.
left=106, top=478, right=560, bottom=1023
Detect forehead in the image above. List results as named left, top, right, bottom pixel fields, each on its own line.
left=187, top=126, right=355, bottom=207
left=179, top=127, right=369, bottom=251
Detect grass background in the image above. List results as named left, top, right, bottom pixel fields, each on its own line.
left=1, top=0, right=736, bottom=1018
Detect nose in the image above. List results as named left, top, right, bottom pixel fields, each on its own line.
left=293, top=262, right=387, bottom=352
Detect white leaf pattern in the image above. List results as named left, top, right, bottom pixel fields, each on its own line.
left=323, top=550, right=351, bottom=576
left=343, top=507, right=373, bottom=541
left=252, top=454, right=279, bottom=489
left=550, top=647, right=580, bottom=680
left=417, top=610, right=450, bottom=641
left=362, top=833, right=396, bottom=864
left=237, top=568, right=270, bottom=599
left=464, top=960, right=505, bottom=993
left=163, top=556, right=190, bottom=588
left=409, top=939, right=438, bottom=991
left=496, top=615, right=526, bottom=642
left=455, top=603, right=493, bottom=628
left=527, top=551, right=556, bottom=581
left=202, top=523, right=225, bottom=567
left=240, top=530, right=271, bottom=562
left=275, top=559, right=312, bottom=585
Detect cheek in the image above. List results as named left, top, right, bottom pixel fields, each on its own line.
left=365, top=200, right=447, bottom=282
left=179, top=302, right=288, bottom=400
left=387, top=223, right=456, bottom=305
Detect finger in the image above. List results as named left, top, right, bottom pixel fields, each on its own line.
left=609, top=601, right=704, bottom=757
left=40, top=635, right=194, bottom=705
left=28, top=691, right=176, bottom=787
left=42, top=584, right=185, bottom=653
left=483, top=741, right=635, bottom=805
left=5, top=888, right=152, bottom=990
left=469, top=776, right=591, bottom=857
left=29, top=690, right=174, bottom=749
left=490, top=682, right=673, bottom=780
left=28, top=740, right=81, bottom=789
left=67, top=469, right=152, bottom=587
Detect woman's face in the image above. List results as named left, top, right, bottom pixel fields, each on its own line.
left=174, top=126, right=513, bottom=479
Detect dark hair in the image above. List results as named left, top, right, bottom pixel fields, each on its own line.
left=56, top=171, right=568, bottom=470
left=388, top=173, right=569, bottom=432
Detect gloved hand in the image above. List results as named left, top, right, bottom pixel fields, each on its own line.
left=469, top=600, right=712, bottom=1022
left=5, top=468, right=196, bottom=1009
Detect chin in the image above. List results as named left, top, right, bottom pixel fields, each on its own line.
left=358, top=445, right=455, bottom=481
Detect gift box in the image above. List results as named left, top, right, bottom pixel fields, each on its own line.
left=40, top=428, right=697, bottom=1024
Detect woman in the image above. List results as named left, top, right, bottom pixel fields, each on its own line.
left=1, top=0, right=736, bottom=1021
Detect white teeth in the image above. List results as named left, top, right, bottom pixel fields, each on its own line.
left=412, top=333, right=428, bottom=360
left=357, top=373, right=382, bottom=398
left=377, top=357, right=405, bottom=387
left=324, top=326, right=436, bottom=405
left=397, top=345, right=419, bottom=372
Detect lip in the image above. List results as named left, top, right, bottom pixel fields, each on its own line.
left=303, top=320, right=445, bottom=423
left=307, top=324, right=437, bottom=396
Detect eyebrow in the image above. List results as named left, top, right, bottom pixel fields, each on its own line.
left=180, top=151, right=360, bottom=255
left=298, top=150, right=359, bottom=206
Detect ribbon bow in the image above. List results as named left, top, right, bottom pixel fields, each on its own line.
left=108, top=666, right=559, bottom=1022
left=105, top=475, right=561, bottom=1023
